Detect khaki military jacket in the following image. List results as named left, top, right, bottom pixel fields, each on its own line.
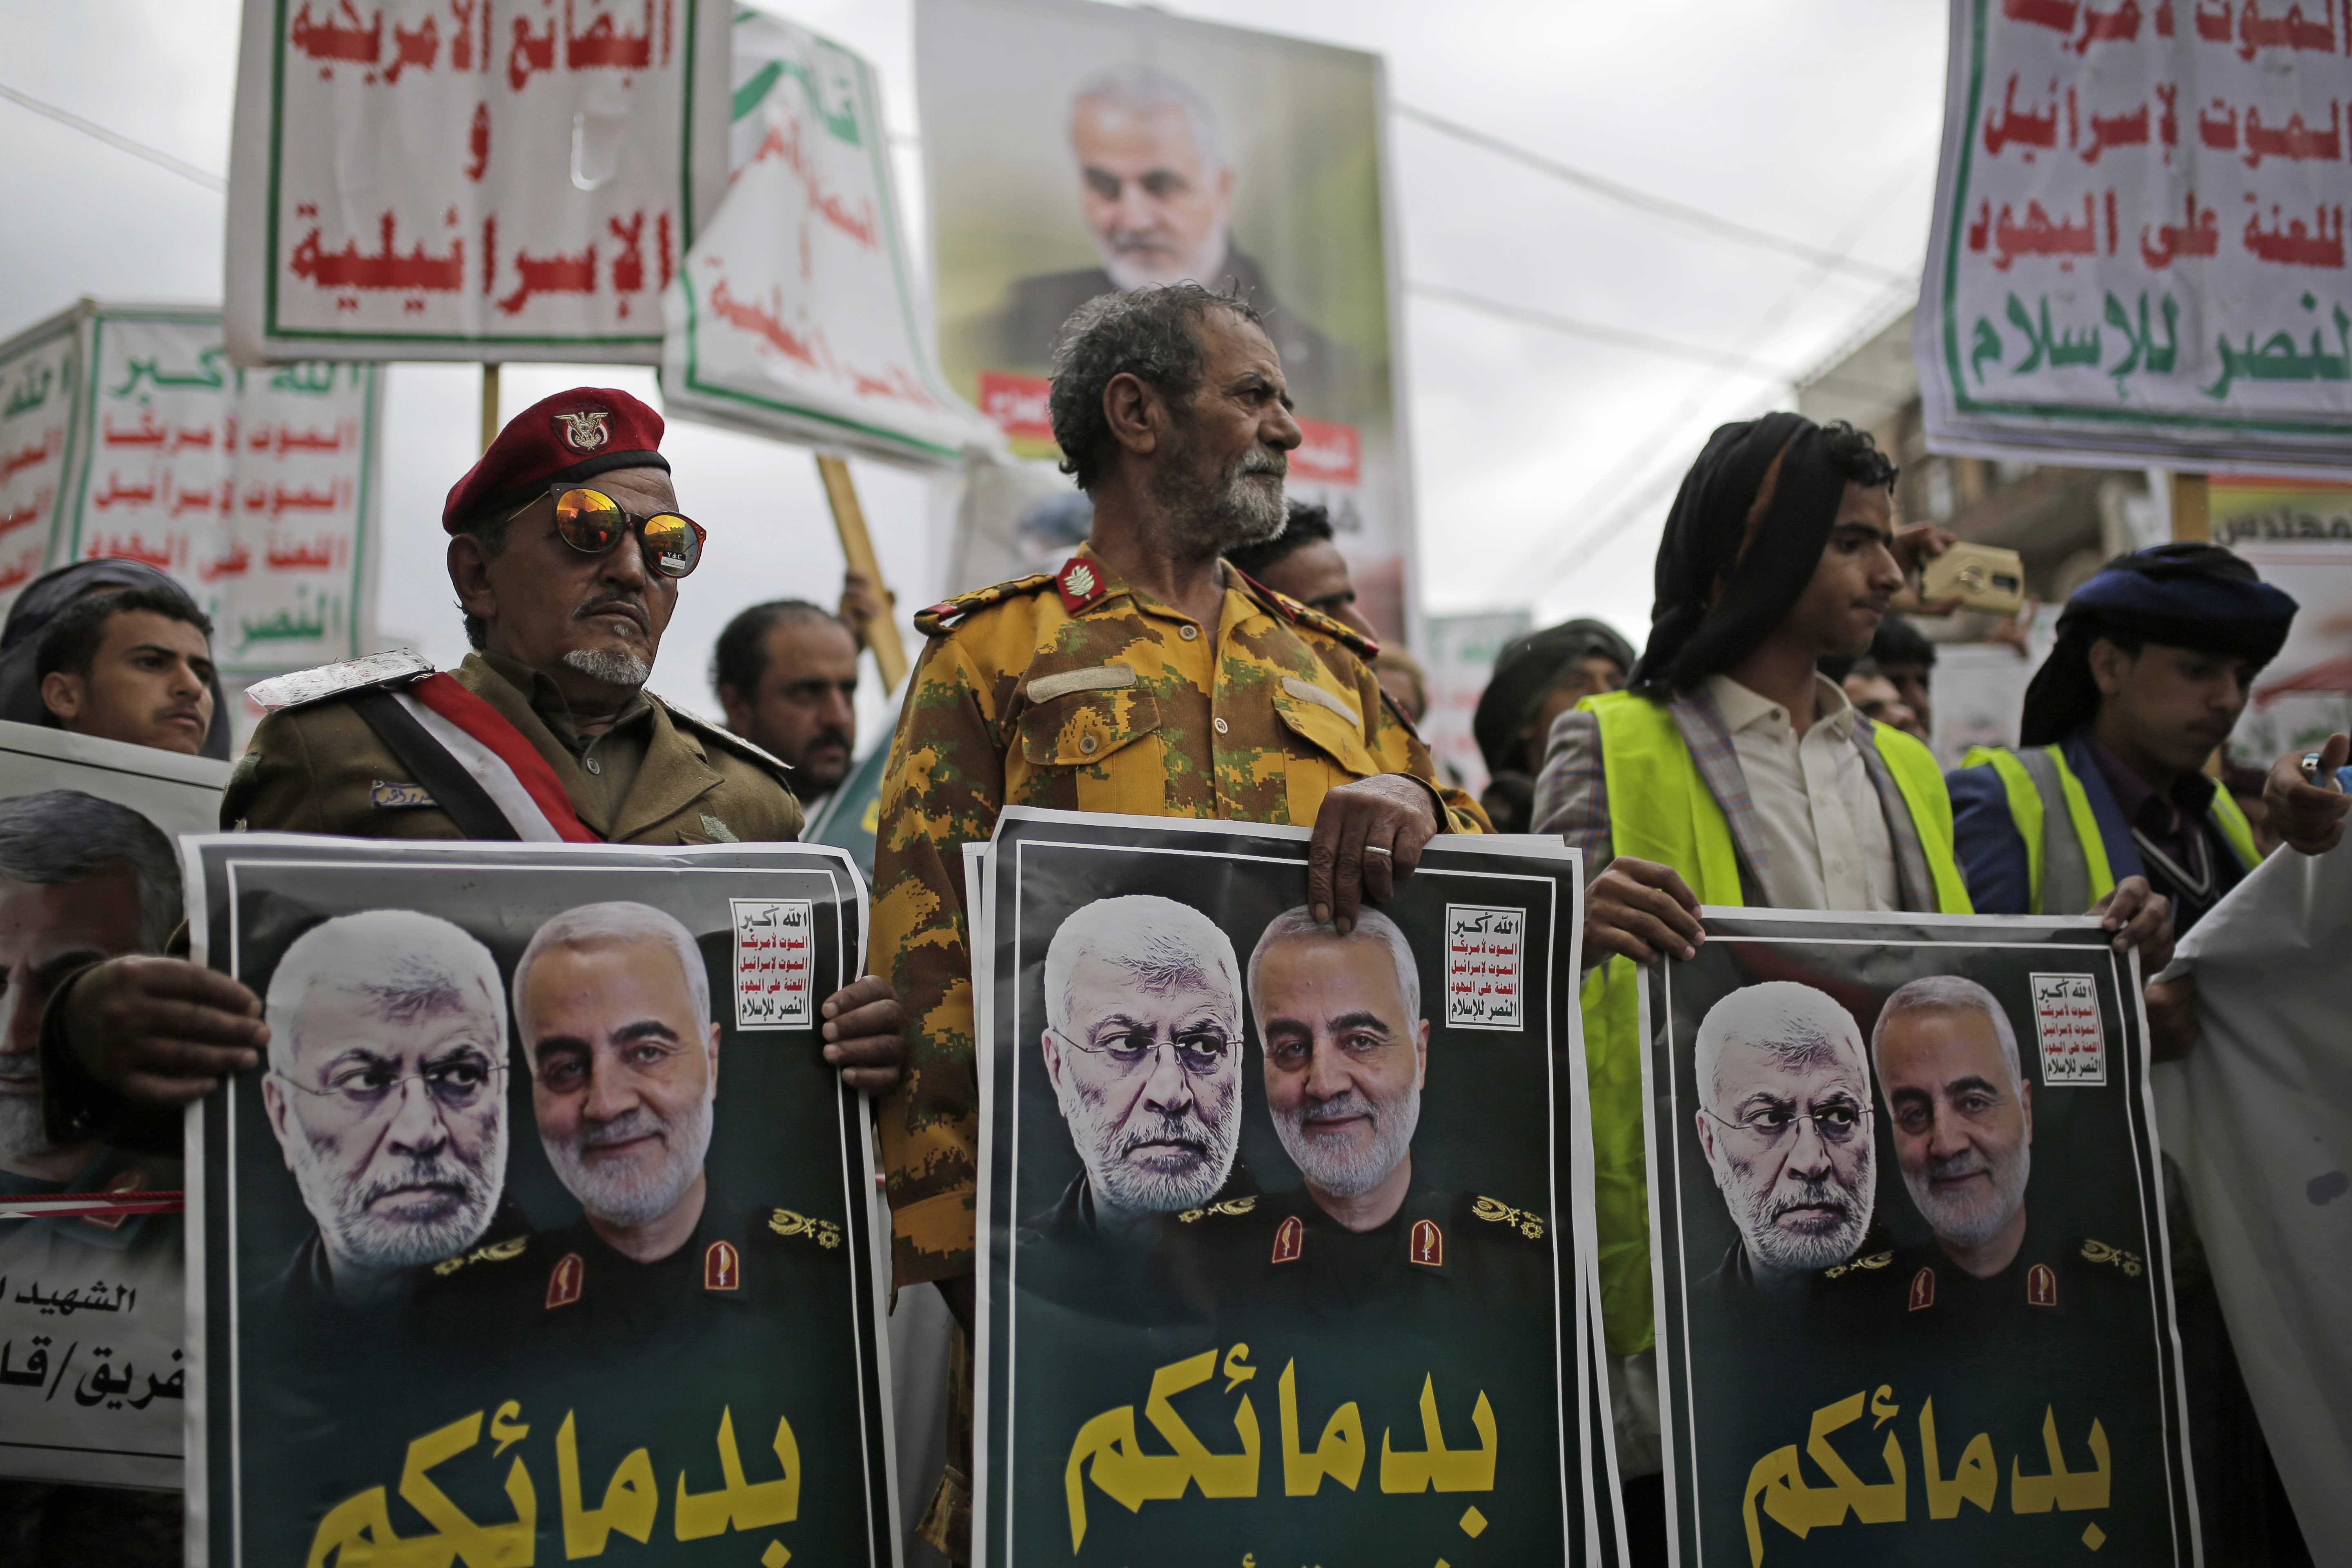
left=872, top=549, right=1489, bottom=1287
left=223, top=650, right=803, bottom=844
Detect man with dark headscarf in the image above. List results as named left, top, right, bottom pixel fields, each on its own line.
left=1523, top=412, right=2164, bottom=1563
left=1472, top=619, right=1636, bottom=832
left=1950, top=543, right=2308, bottom=1565
left=1947, top=544, right=2294, bottom=939
left=0, top=560, right=233, bottom=759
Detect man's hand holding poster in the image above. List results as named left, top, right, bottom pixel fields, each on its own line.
left=1644, top=910, right=2196, bottom=1566
left=183, top=837, right=895, bottom=1565
left=973, top=808, right=1610, bottom=1565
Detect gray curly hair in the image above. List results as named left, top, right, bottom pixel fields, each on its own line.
left=1047, top=283, right=1262, bottom=494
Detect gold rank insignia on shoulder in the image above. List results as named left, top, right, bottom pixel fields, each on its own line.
left=1470, top=1196, right=1545, bottom=1241
left=1270, top=1215, right=1304, bottom=1265
left=2080, top=1238, right=2143, bottom=1277
left=915, top=572, right=1058, bottom=635
left=432, top=1234, right=529, bottom=1276
left=1410, top=1219, right=1445, bottom=1268
left=768, top=1208, right=843, bottom=1249
left=1823, top=1250, right=1893, bottom=1280
left=704, top=1239, right=741, bottom=1292
left=1178, top=1195, right=1258, bottom=1224
left=546, top=1252, right=584, bottom=1310
left=1908, top=1265, right=1937, bottom=1312
left=2028, top=1262, right=2058, bottom=1307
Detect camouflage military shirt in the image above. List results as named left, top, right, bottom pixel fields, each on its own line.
left=872, top=548, right=1489, bottom=1286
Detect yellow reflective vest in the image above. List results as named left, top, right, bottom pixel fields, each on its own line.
left=1579, top=691, right=1973, bottom=1356
left=1959, top=742, right=2259, bottom=915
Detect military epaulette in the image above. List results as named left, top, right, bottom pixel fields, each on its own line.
left=1823, top=1249, right=1895, bottom=1280
left=1468, top=1196, right=1546, bottom=1241
left=1176, top=1194, right=1259, bottom=1224
left=1227, top=567, right=1380, bottom=660
left=243, top=649, right=435, bottom=713
left=430, top=1234, right=530, bottom=1276
left=767, top=1208, right=844, bottom=1249
left=914, top=572, right=1058, bottom=636
left=659, top=699, right=795, bottom=783
left=2078, top=1238, right=2144, bottom=1277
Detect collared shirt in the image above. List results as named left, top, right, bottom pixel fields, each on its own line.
left=1700, top=673, right=1900, bottom=913
left=480, top=650, right=654, bottom=821
left=2080, top=735, right=2241, bottom=927
left=872, top=549, right=1487, bottom=1287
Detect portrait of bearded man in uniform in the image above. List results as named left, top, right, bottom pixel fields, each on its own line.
left=257, top=911, right=515, bottom=1315
left=1024, top=895, right=1254, bottom=1286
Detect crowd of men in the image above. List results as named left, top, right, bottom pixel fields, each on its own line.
left=1, top=275, right=2342, bottom=1567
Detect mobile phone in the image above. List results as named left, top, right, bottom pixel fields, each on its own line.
left=1919, top=542, right=2028, bottom=616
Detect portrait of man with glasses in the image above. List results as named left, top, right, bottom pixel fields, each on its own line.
left=256, top=910, right=516, bottom=1315
left=1688, top=980, right=1879, bottom=1304
left=1024, top=894, right=1254, bottom=1301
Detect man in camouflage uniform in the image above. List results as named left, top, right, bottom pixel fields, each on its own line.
left=873, top=284, right=1487, bottom=1559
left=39, top=387, right=901, bottom=1149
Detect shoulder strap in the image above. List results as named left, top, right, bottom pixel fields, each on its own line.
left=1964, top=746, right=2046, bottom=911
left=2207, top=784, right=2262, bottom=871
left=346, top=688, right=523, bottom=842
left=1864, top=722, right=1973, bottom=914
left=2020, top=745, right=2111, bottom=913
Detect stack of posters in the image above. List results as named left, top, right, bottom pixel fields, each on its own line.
left=971, top=808, right=1615, bottom=1564
left=184, top=837, right=896, bottom=1564
left=1644, top=910, right=2197, bottom=1565
left=0, top=719, right=230, bottom=1490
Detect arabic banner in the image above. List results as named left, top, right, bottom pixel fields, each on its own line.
left=0, top=301, right=383, bottom=669
left=916, top=0, right=1419, bottom=639
left=975, top=808, right=1609, bottom=1565
left=226, top=0, right=730, bottom=364
left=1920, top=0, right=2352, bottom=470
left=661, top=11, right=997, bottom=467
left=0, top=720, right=229, bottom=1488
left=2154, top=842, right=2350, bottom=1548
left=185, top=836, right=895, bottom=1565
left=1644, top=909, right=2196, bottom=1566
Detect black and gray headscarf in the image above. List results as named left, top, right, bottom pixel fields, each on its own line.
left=1630, top=412, right=1888, bottom=698
left=0, top=560, right=233, bottom=759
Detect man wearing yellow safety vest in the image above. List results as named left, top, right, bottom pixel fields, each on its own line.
left=1947, top=543, right=2294, bottom=938
left=1527, top=412, right=2166, bottom=1561
left=1947, top=540, right=2308, bottom=1564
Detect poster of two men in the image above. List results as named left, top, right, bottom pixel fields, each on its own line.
left=184, top=836, right=897, bottom=1566
left=973, top=807, right=1609, bottom=1566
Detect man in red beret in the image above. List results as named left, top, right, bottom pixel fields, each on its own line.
left=37, top=388, right=904, bottom=1145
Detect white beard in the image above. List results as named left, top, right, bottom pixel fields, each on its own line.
left=1273, top=1085, right=1420, bottom=1200
left=1097, top=221, right=1230, bottom=292
left=1903, top=1142, right=2030, bottom=1249
left=562, top=646, right=652, bottom=688
left=543, top=1093, right=714, bottom=1227
left=286, top=1112, right=507, bottom=1273
left=0, top=1094, right=50, bottom=1162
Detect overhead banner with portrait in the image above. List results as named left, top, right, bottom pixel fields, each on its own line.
left=1644, top=909, right=2196, bottom=1567
left=185, top=836, right=895, bottom=1565
left=915, top=0, right=1419, bottom=639
left=973, top=808, right=1611, bottom=1565
left=0, top=721, right=229, bottom=1489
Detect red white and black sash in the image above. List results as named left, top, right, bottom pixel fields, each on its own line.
left=394, top=673, right=600, bottom=843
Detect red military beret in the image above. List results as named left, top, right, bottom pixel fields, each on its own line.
left=441, top=386, right=670, bottom=533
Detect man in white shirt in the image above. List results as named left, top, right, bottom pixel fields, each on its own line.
left=1525, top=412, right=2167, bottom=1567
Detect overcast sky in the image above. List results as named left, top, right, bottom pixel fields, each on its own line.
left=0, top=0, right=1947, bottom=727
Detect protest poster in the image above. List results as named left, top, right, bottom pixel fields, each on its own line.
left=974, top=807, right=1609, bottom=1565
left=0, top=301, right=382, bottom=672
left=225, top=0, right=730, bottom=364
left=1918, top=0, right=2352, bottom=471
left=2208, top=474, right=2352, bottom=760
left=916, top=0, right=1420, bottom=641
left=661, top=11, right=997, bottom=467
left=0, top=720, right=229, bottom=1488
left=1644, top=909, right=2196, bottom=1566
left=1420, top=609, right=1533, bottom=799
left=185, top=836, right=895, bottom=1564
left=2153, top=842, right=2348, bottom=1548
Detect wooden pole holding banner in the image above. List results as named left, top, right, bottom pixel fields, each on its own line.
left=2170, top=472, right=2210, bottom=541
left=814, top=453, right=910, bottom=693
left=480, top=364, right=501, bottom=452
